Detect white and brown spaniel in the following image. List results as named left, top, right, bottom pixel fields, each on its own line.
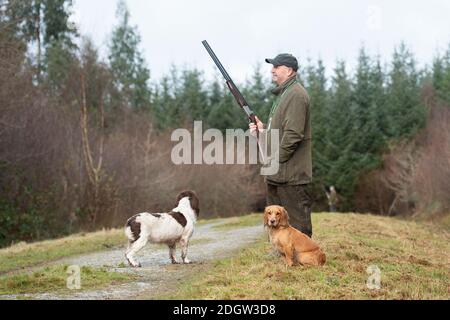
left=124, top=190, right=199, bottom=267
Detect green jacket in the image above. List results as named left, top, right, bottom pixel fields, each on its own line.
left=265, top=76, right=312, bottom=185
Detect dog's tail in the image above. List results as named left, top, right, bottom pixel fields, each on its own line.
left=124, top=225, right=134, bottom=242
left=124, top=214, right=141, bottom=244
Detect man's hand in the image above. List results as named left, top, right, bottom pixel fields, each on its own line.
left=249, top=116, right=264, bottom=137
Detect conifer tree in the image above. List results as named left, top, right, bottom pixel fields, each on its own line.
left=305, top=59, right=329, bottom=180
left=385, top=42, right=426, bottom=139
left=433, top=44, right=450, bottom=105
left=205, top=77, right=224, bottom=129
left=178, top=68, right=208, bottom=123
left=352, top=49, right=386, bottom=155
left=152, top=74, right=178, bottom=129
left=444, top=45, right=450, bottom=105
left=432, top=55, right=445, bottom=103
left=243, top=64, right=271, bottom=122
left=323, top=61, right=353, bottom=184
left=108, top=0, right=151, bottom=110
left=3, top=0, right=77, bottom=82
left=207, top=81, right=246, bottom=131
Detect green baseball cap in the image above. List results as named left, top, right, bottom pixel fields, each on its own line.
left=265, top=53, right=298, bottom=71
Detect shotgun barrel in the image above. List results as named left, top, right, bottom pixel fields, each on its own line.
left=202, top=40, right=257, bottom=125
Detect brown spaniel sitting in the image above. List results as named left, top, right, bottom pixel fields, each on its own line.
left=264, top=205, right=326, bottom=267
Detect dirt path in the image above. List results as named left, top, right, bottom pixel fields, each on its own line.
left=2, top=220, right=264, bottom=300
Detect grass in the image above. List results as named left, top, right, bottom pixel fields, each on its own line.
left=0, top=229, right=126, bottom=274
left=158, top=212, right=450, bottom=300
left=0, top=264, right=137, bottom=296
left=2, top=212, right=448, bottom=299
left=210, top=213, right=262, bottom=231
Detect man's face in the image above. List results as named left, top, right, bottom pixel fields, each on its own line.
left=271, top=65, right=295, bottom=85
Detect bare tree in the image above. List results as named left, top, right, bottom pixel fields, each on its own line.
left=79, top=71, right=105, bottom=227
left=381, top=142, right=417, bottom=216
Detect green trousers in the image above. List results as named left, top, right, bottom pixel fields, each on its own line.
left=266, top=183, right=313, bottom=238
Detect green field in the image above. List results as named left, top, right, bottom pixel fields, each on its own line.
left=159, top=213, right=450, bottom=300
left=1, top=213, right=448, bottom=299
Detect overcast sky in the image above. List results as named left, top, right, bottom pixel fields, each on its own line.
left=72, top=0, right=450, bottom=83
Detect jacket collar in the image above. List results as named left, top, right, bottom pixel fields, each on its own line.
left=271, top=76, right=297, bottom=96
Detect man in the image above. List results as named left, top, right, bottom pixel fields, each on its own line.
left=250, top=53, right=313, bottom=237
left=325, top=186, right=338, bottom=212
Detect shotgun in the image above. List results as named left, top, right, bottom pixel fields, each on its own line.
left=201, top=40, right=258, bottom=127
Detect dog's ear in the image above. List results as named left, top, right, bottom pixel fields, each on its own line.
left=279, top=206, right=289, bottom=227
left=177, top=190, right=200, bottom=216
left=190, top=191, right=200, bottom=216
left=263, top=207, right=269, bottom=227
